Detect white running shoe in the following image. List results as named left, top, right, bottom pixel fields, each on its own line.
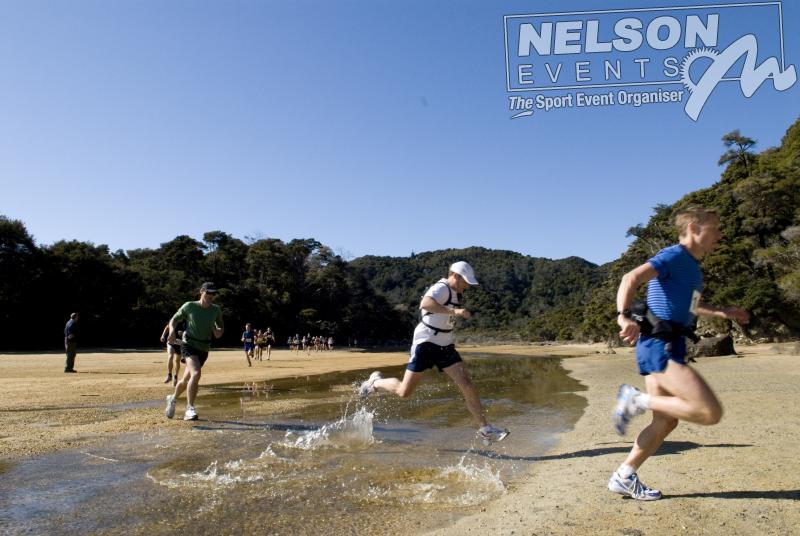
left=184, top=406, right=198, bottom=421
left=608, top=471, right=662, bottom=500
left=612, top=384, right=646, bottom=435
left=479, top=424, right=510, bottom=443
left=358, top=371, right=383, bottom=398
left=165, top=395, right=176, bottom=419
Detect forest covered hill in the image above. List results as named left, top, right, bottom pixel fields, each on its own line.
left=2, top=118, right=798, bottom=349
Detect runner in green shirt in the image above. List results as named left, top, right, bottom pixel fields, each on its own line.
left=164, top=282, right=225, bottom=421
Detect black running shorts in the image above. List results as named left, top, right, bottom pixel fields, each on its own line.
left=407, top=342, right=462, bottom=372
left=180, top=345, right=209, bottom=368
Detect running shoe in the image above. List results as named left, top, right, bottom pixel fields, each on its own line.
left=608, top=471, right=662, bottom=500
left=165, top=395, right=176, bottom=419
left=163, top=374, right=172, bottom=384
left=479, top=424, right=510, bottom=442
left=612, top=384, right=645, bottom=435
left=172, top=376, right=178, bottom=386
left=184, top=406, right=198, bottom=421
left=358, top=371, right=383, bottom=398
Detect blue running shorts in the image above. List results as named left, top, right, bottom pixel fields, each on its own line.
left=636, top=335, right=687, bottom=375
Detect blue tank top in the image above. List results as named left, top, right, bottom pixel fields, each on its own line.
left=646, top=244, right=703, bottom=327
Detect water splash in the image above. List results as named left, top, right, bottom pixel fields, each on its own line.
left=258, top=443, right=295, bottom=463
left=283, top=407, right=375, bottom=450
left=148, top=459, right=266, bottom=489
left=363, top=455, right=506, bottom=507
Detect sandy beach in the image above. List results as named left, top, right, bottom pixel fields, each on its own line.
left=0, top=347, right=413, bottom=460
left=433, top=343, right=800, bottom=536
left=1, top=343, right=798, bottom=534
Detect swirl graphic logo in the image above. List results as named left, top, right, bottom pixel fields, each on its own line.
left=679, top=35, right=796, bottom=120
left=680, top=47, right=721, bottom=92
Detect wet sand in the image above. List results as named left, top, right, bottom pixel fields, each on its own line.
left=2, top=343, right=799, bottom=535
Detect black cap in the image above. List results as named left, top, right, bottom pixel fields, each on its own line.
left=200, top=282, right=218, bottom=293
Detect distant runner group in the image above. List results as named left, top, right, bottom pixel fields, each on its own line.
left=241, top=323, right=277, bottom=366
left=94, top=204, right=749, bottom=500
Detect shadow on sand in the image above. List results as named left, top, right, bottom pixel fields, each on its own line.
left=666, top=489, right=800, bottom=500
left=445, top=441, right=753, bottom=462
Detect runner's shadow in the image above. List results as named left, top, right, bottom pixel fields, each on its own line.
left=193, top=420, right=320, bottom=432
left=667, top=490, right=799, bottom=500
left=454, top=441, right=752, bottom=462
left=658, top=441, right=752, bottom=455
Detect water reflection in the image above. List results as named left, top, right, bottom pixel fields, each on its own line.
left=0, top=353, right=585, bottom=535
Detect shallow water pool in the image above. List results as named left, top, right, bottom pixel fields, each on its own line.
left=0, top=352, right=586, bottom=535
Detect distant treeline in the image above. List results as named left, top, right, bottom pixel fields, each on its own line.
left=2, top=120, right=799, bottom=350
left=0, top=231, right=408, bottom=350
left=350, top=250, right=604, bottom=340
left=0, top=219, right=603, bottom=350
left=347, top=119, right=800, bottom=343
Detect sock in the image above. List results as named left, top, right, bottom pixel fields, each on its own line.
left=634, top=393, right=651, bottom=410
left=617, top=464, right=636, bottom=479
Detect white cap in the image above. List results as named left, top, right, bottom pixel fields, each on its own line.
left=449, top=261, right=479, bottom=285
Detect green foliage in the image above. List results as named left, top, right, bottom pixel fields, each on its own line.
left=350, top=247, right=604, bottom=340
left=527, top=306, right=585, bottom=341
left=4, top=119, right=800, bottom=348
left=0, top=216, right=48, bottom=347
left=580, top=118, right=800, bottom=341
left=718, top=129, right=756, bottom=177
left=0, top=222, right=408, bottom=350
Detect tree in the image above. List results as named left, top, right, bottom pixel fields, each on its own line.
left=0, top=217, right=46, bottom=348
left=202, top=231, right=248, bottom=288
left=719, top=129, right=756, bottom=176
left=625, top=204, right=675, bottom=257
left=44, top=240, right=142, bottom=347
left=734, top=173, right=795, bottom=251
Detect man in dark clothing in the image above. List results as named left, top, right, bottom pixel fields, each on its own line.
left=64, top=313, right=80, bottom=373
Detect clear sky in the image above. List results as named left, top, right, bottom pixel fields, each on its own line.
left=1, top=0, right=798, bottom=264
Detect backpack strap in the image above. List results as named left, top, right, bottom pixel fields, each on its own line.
left=420, top=319, right=453, bottom=335
left=422, top=281, right=454, bottom=317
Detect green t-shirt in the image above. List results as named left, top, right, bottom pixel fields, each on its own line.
left=172, top=301, right=224, bottom=352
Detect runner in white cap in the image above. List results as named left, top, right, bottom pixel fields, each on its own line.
left=359, top=261, right=509, bottom=443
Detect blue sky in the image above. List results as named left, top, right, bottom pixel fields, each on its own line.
left=1, top=0, right=798, bottom=265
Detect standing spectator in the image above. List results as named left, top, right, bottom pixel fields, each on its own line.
left=64, top=313, right=80, bottom=373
